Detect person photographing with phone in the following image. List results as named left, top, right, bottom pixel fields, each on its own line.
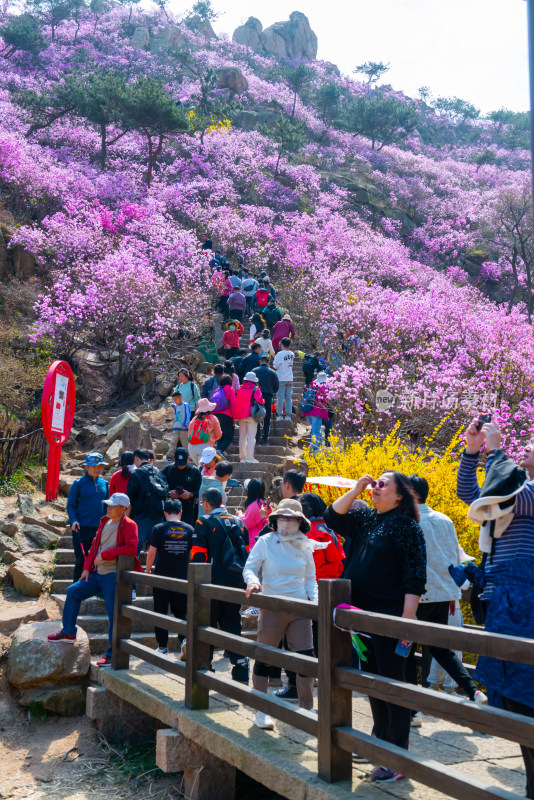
left=323, top=472, right=426, bottom=783
left=457, top=415, right=534, bottom=799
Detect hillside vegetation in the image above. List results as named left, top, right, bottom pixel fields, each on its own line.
left=0, top=2, right=532, bottom=454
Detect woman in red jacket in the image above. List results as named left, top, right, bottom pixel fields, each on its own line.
left=48, top=493, right=142, bottom=666
left=109, top=451, right=134, bottom=495
left=222, top=320, right=244, bottom=357
left=272, top=315, right=296, bottom=351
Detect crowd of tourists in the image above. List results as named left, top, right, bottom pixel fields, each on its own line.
left=46, top=244, right=534, bottom=795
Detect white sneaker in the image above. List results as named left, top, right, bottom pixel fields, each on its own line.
left=253, top=711, right=275, bottom=730
left=131, top=590, right=136, bottom=600
left=241, top=607, right=259, bottom=618
left=156, top=646, right=168, bottom=654
left=474, top=690, right=488, bottom=704
left=410, top=711, right=422, bottom=727
left=249, top=458, right=259, bottom=463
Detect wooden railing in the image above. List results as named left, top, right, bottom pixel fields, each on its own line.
left=112, top=556, right=534, bottom=800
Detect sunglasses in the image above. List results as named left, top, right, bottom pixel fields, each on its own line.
left=371, top=480, right=389, bottom=489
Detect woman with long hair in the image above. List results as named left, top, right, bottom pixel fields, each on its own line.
left=249, top=312, right=266, bottom=344
left=175, top=368, right=200, bottom=413
left=240, top=478, right=271, bottom=547
left=324, top=471, right=426, bottom=784
left=109, top=451, right=135, bottom=495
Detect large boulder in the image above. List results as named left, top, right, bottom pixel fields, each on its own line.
left=7, top=621, right=90, bottom=688
left=151, top=24, right=185, bottom=52
left=22, top=524, right=58, bottom=549
left=8, top=557, right=46, bottom=596
left=233, top=16, right=263, bottom=51
left=0, top=532, right=20, bottom=563
left=104, top=411, right=140, bottom=443
left=17, top=494, right=36, bottom=516
left=232, top=11, right=318, bottom=60
left=185, top=14, right=217, bottom=40
left=215, top=66, right=249, bottom=94
left=105, top=439, right=123, bottom=465
left=130, top=26, right=150, bottom=49
left=19, top=684, right=87, bottom=716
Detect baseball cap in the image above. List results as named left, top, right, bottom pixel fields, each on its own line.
left=174, top=447, right=189, bottom=466
left=199, top=446, right=217, bottom=464
left=104, top=493, right=130, bottom=507
left=84, top=452, right=104, bottom=466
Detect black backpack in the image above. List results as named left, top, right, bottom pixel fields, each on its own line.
left=212, top=514, right=249, bottom=588
left=139, top=464, right=168, bottom=518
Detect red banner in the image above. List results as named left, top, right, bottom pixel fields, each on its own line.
left=41, top=361, right=76, bottom=501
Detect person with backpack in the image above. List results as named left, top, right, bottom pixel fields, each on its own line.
left=235, top=372, right=265, bottom=464
left=301, top=372, right=329, bottom=453
left=244, top=499, right=320, bottom=727
left=254, top=281, right=271, bottom=313
left=241, top=274, right=259, bottom=316
left=187, top=399, right=222, bottom=466
left=48, top=492, right=141, bottom=667
left=109, top=451, right=135, bottom=496
left=145, top=498, right=193, bottom=654
left=263, top=278, right=276, bottom=302
left=67, top=452, right=109, bottom=583
left=174, top=369, right=200, bottom=414
left=168, top=389, right=192, bottom=456
left=256, top=329, right=275, bottom=361
left=222, top=320, right=244, bottom=358
left=201, top=363, right=224, bottom=399
left=227, top=287, right=247, bottom=323
left=162, top=447, right=201, bottom=527
left=212, top=374, right=237, bottom=456
left=272, top=315, right=296, bottom=352
left=273, top=338, right=295, bottom=420
left=191, top=487, right=250, bottom=682
left=237, top=342, right=262, bottom=382
left=252, top=356, right=279, bottom=445
left=263, top=299, right=282, bottom=332
left=127, top=449, right=169, bottom=557
left=302, top=352, right=321, bottom=387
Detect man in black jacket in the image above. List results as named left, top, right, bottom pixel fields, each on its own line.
left=253, top=356, right=279, bottom=444
left=237, top=342, right=261, bottom=382
left=191, top=488, right=250, bottom=682
left=161, top=448, right=201, bottom=527
left=127, top=449, right=168, bottom=555
left=263, top=299, right=282, bottom=332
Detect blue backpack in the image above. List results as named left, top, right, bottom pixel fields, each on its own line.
left=301, top=387, right=317, bottom=414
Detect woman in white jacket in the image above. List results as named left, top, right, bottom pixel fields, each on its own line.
left=243, top=498, right=325, bottom=729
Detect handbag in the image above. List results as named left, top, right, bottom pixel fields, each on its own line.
left=251, top=388, right=266, bottom=423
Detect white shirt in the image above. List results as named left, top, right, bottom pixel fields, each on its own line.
left=257, top=337, right=275, bottom=358
left=418, top=504, right=461, bottom=603
left=273, top=350, right=294, bottom=381
left=243, top=531, right=318, bottom=602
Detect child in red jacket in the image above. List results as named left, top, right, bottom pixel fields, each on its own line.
left=222, top=320, right=244, bottom=357
left=48, top=493, right=141, bottom=666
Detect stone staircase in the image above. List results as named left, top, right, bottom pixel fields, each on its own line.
left=51, top=326, right=309, bottom=654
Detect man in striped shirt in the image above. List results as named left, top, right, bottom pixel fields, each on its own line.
left=457, top=417, right=534, bottom=799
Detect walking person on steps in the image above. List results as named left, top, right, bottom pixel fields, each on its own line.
left=253, top=355, right=279, bottom=445
left=273, top=338, right=295, bottom=421
left=187, top=398, right=222, bottom=466
left=67, top=452, right=109, bottom=583
left=235, top=372, right=264, bottom=463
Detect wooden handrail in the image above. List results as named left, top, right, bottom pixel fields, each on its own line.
left=122, top=570, right=187, bottom=593
left=197, top=582, right=318, bottom=620
left=334, top=607, right=534, bottom=665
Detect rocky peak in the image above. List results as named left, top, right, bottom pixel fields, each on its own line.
left=233, top=11, right=318, bottom=61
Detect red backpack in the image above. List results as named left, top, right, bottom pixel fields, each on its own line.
left=255, top=289, right=270, bottom=307
left=188, top=418, right=210, bottom=445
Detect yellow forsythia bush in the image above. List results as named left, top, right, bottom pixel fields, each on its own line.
left=304, top=427, right=483, bottom=558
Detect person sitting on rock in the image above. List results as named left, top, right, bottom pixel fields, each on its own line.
left=48, top=493, right=141, bottom=667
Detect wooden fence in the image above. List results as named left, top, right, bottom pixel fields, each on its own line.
left=0, top=420, right=46, bottom=478
left=112, top=556, right=534, bottom=800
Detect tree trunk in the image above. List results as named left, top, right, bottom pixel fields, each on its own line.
left=274, top=150, right=282, bottom=177
left=100, top=123, right=107, bottom=169
left=291, top=90, right=297, bottom=120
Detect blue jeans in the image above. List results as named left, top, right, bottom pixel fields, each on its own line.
left=309, top=415, right=323, bottom=453
left=62, top=570, right=116, bottom=656
left=133, top=514, right=162, bottom=555
left=276, top=381, right=293, bottom=417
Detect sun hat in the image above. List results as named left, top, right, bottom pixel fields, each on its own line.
left=269, top=498, right=311, bottom=533
left=244, top=371, right=259, bottom=383
left=315, top=372, right=328, bottom=384
left=225, top=319, right=240, bottom=328
left=84, top=452, right=105, bottom=466
left=196, top=398, right=216, bottom=414
left=199, top=446, right=217, bottom=464
left=104, top=492, right=130, bottom=507
left=282, top=314, right=292, bottom=321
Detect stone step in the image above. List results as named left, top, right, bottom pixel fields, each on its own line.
left=87, top=631, right=179, bottom=655
left=59, top=535, right=72, bottom=548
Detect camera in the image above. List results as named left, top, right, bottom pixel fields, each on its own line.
left=474, top=413, right=492, bottom=431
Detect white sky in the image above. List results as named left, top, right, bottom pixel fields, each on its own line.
left=167, top=0, right=530, bottom=113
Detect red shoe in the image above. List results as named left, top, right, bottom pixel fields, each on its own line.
left=96, top=654, right=112, bottom=667
left=47, top=631, right=76, bottom=642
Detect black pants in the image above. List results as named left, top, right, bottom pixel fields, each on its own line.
left=210, top=599, right=242, bottom=665
left=229, top=310, right=243, bottom=323
left=364, top=632, right=411, bottom=749
left=218, top=296, right=230, bottom=318
left=153, top=587, right=187, bottom=648
left=215, top=413, right=235, bottom=454
left=302, top=365, right=315, bottom=387
left=256, top=393, right=273, bottom=443
left=72, top=525, right=98, bottom=583
left=504, top=697, right=534, bottom=798
left=410, top=601, right=476, bottom=699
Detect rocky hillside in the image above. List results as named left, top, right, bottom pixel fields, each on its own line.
left=0, top=3, right=532, bottom=453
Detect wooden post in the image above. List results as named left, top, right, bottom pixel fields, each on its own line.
left=185, top=562, right=212, bottom=710
left=111, top=554, right=133, bottom=670
left=317, top=579, right=353, bottom=783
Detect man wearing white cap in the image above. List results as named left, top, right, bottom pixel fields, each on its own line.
left=48, top=493, right=140, bottom=667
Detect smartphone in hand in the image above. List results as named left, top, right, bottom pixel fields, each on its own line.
left=395, top=640, right=412, bottom=658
